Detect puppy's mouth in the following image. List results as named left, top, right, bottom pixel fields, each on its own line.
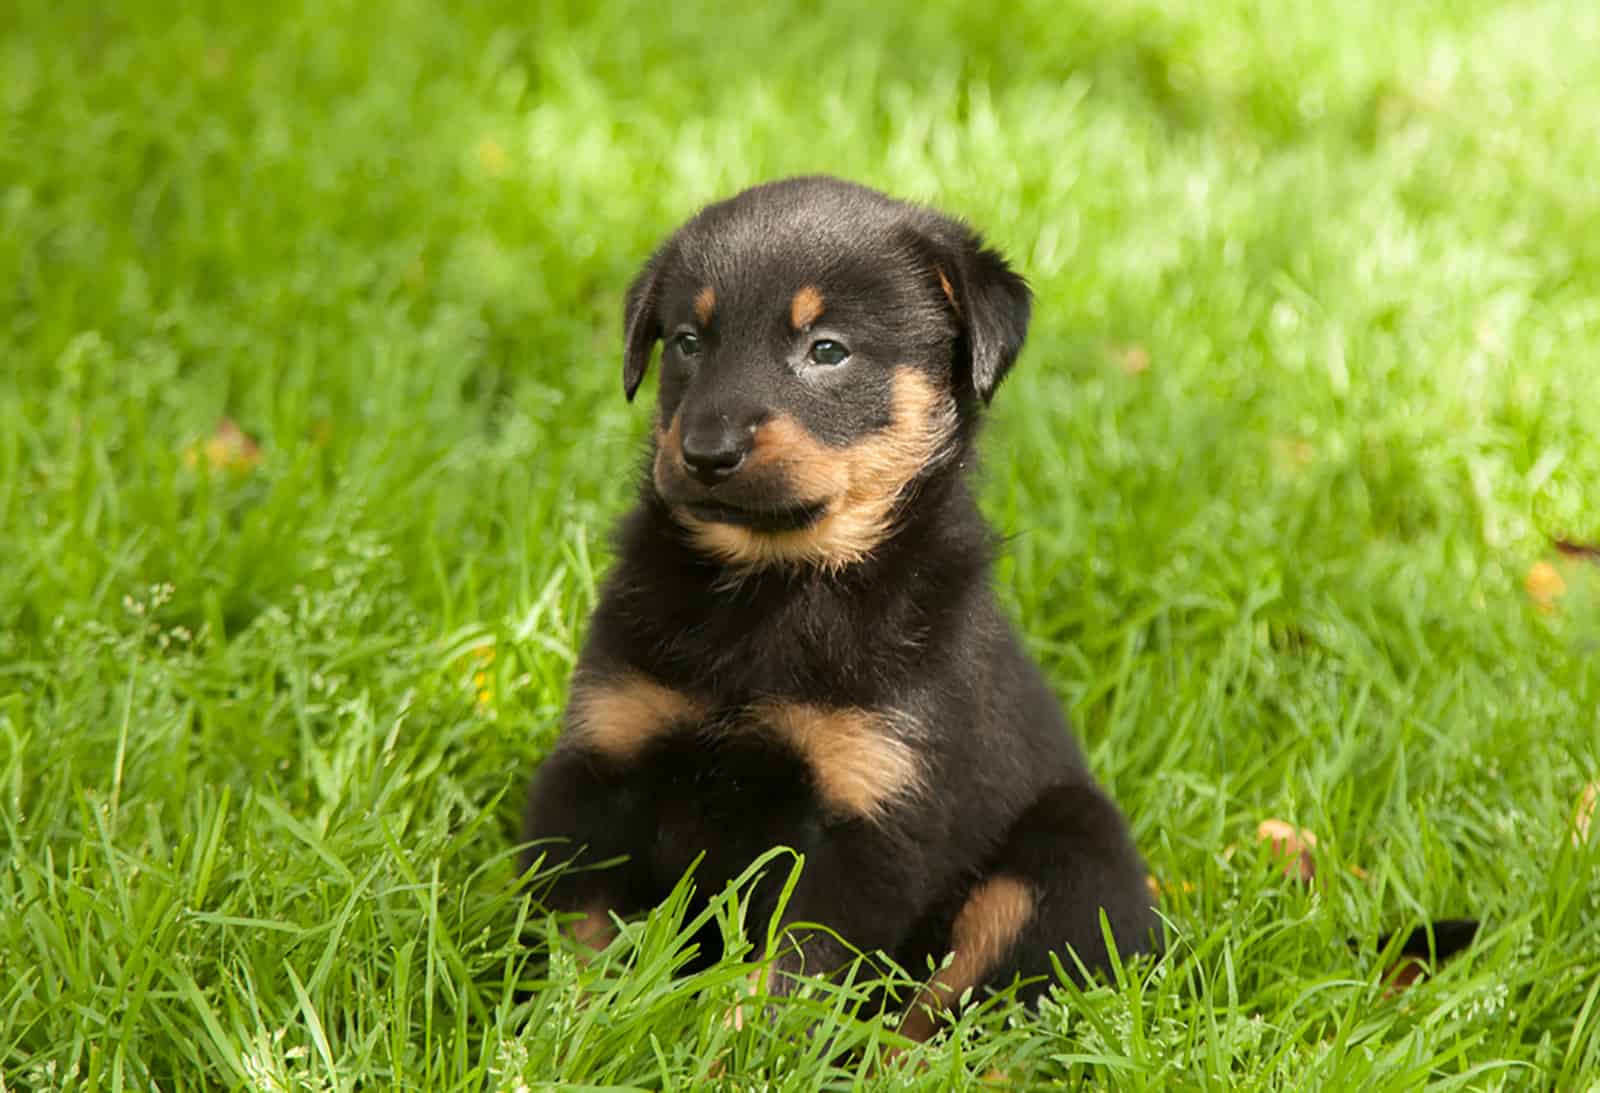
left=682, top=499, right=827, bottom=533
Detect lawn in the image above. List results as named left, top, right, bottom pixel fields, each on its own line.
left=3, top=0, right=1599, bottom=1088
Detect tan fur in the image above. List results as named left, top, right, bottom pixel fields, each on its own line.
left=694, top=284, right=716, bottom=325
left=569, top=907, right=619, bottom=954
left=936, top=267, right=958, bottom=312
left=571, top=674, right=920, bottom=816
left=677, top=369, right=958, bottom=572
left=753, top=702, right=925, bottom=821
left=567, top=670, right=705, bottom=761
left=790, top=284, right=825, bottom=329
left=898, top=875, right=1036, bottom=1043
left=741, top=414, right=849, bottom=500
left=725, top=961, right=779, bottom=1031
left=652, top=411, right=681, bottom=490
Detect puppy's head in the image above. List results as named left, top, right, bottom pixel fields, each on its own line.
left=623, top=176, right=1031, bottom=572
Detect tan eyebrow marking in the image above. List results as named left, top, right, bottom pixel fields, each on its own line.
left=694, top=285, right=716, bottom=325
left=790, top=285, right=825, bottom=329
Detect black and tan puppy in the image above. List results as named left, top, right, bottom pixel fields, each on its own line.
left=522, top=176, right=1157, bottom=1037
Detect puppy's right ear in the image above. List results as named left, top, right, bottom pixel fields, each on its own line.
left=622, top=246, right=670, bottom=402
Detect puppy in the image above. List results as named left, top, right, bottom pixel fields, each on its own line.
left=522, top=176, right=1157, bottom=1038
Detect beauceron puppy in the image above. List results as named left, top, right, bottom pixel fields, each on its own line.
left=521, top=176, right=1158, bottom=1039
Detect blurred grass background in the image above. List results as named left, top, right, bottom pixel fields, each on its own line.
left=2, top=0, right=1598, bottom=1088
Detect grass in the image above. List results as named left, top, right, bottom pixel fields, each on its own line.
left=3, top=0, right=1599, bottom=1087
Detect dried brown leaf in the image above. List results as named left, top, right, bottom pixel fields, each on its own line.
left=1525, top=561, right=1566, bottom=612
left=1111, top=344, right=1150, bottom=375
left=1272, top=436, right=1316, bottom=474
left=1257, top=819, right=1317, bottom=883
left=183, top=418, right=261, bottom=474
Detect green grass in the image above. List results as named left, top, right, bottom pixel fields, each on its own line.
left=3, top=0, right=1600, bottom=1087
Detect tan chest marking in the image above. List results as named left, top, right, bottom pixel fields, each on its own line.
left=566, top=671, right=706, bottom=762
left=753, top=701, right=926, bottom=821
left=897, top=874, right=1036, bottom=1043
left=565, top=679, right=922, bottom=821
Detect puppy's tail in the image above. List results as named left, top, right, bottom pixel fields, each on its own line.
left=1355, top=917, right=1480, bottom=994
left=1371, top=917, right=1480, bottom=960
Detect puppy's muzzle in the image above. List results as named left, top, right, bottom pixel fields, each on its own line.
left=655, top=404, right=831, bottom=535
left=679, top=408, right=764, bottom=485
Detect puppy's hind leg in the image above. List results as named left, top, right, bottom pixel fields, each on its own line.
left=990, top=781, right=1161, bottom=1003
left=899, top=781, right=1158, bottom=1041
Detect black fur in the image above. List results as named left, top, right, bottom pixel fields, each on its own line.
left=523, top=176, right=1158, bottom=1022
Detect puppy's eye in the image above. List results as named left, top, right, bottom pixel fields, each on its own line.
left=808, top=339, right=850, bottom=367
left=672, top=332, right=702, bottom=357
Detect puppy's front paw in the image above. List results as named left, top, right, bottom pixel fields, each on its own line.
left=723, top=960, right=781, bottom=1032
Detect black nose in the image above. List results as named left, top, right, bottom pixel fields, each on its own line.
left=680, top=416, right=756, bottom=484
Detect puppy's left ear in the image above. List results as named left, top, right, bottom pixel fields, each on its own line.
left=929, top=227, right=1033, bottom=403
left=622, top=245, right=671, bottom=402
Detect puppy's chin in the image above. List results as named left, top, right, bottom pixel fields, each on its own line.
left=680, top=499, right=828, bottom=533
left=654, top=465, right=830, bottom=535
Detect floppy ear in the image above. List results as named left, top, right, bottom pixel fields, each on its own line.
left=931, top=228, right=1033, bottom=403
left=622, top=246, right=670, bottom=402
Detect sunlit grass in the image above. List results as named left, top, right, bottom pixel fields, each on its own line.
left=2, top=0, right=1598, bottom=1087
